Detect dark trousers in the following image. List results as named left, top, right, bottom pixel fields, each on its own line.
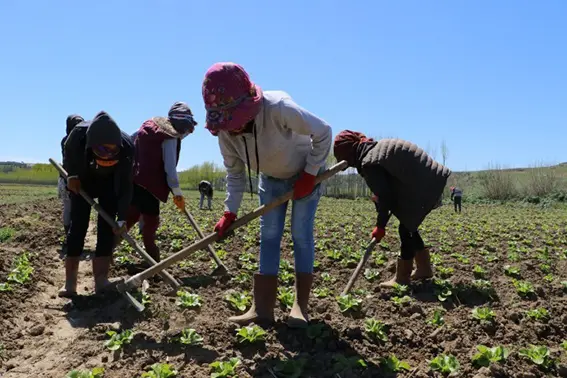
left=67, top=180, right=118, bottom=258
left=453, top=196, right=462, bottom=213
left=126, top=184, right=160, bottom=255
left=399, top=224, right=425, bottom=260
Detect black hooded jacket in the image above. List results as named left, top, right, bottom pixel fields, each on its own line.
left=63, top=112, right=134, bottom=221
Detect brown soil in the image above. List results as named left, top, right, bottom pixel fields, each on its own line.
left=0, top=198, right=567, bottom=378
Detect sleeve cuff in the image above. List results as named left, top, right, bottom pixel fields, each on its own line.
left=171, top=187, right=183, bottom=196
left=304, top=164, right=320, bottom=176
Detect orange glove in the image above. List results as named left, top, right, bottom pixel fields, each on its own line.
left=67, top=177, right=81, bottom=194
left=215, top=212, right=237, bottom=237
left=371, top=227, right=385, bottom=242
left=293, top=171, right=316, bottom=199
left=173, top=195, right=185, bottom=211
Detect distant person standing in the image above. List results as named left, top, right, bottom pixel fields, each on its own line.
left=450, top=186, right=463, bottom=213
left=59, top=114, right=85, bottom=254
left=199, top=180, right=213, bottom=210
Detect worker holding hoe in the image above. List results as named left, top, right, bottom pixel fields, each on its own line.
left=124, top=102, right=197, bottom=263
left=333, top=130, right=451, bottom=287
left=203, top=62, right=332, bottom=328
left=60, top=111, right=134, bottom=297
left=58, top=114, right=85, bottom=255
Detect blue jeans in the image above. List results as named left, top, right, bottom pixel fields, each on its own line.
left=258, top=171, right=323, bottom=275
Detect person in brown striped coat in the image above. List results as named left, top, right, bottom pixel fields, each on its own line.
left=333, top=130, right=451, bottom=287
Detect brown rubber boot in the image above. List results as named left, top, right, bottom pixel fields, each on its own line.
left=58, top=257, right=80, bottom=298
left=287, top=273, right=314, bottom=328
left=379, top=259, right=413, bottom=288
left=92, top=256, right=118, bottom=294
left=411, top=249, right=433, bottom=280
left=229, top=273, right=278, bottom=326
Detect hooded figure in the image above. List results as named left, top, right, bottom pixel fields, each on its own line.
left=60, top=111, right=134, bottom=298
left=58, top=114, right=85, bottom=255
left=124, top=102, right=196, bottom=263
left=334, top=130, right=451, bottom=287
left=202, top=62, right=332, bottom=328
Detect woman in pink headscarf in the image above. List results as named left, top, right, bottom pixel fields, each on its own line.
left=334, top=130, right=451, bottom=287
left=202, top=62, right=332, bottom=328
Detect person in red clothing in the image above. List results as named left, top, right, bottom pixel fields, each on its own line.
left=125, top=102, right=197, bottom=263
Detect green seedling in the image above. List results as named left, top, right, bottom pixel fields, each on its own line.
left=539, top=263, right=551, bottom=274
left=428, top=309, right=445, bottom=327
left=141, top=363, right=178, bottom=378
left=364, top=318, right=388, bottom=342
left=332, top=355, right=367, bottom=373
left=280, top=270, right=294, bottom=284
left=7, top=252, right=34, bottom=284
left=272, top=357, right=307, bottom=378
left=429, top=354, right=460, bottom=375
left=380, top=354, right=411, bottom=373
left=176, top=291, right=202, bottom=309
left=561, top=340, right=567, bottom=351
left=451, top=253, right=470, bottom=264
left=326, top=249, right=342, bottom=261
left=224, top=291, right=252, bottom=312
left=513, top=280, right=535, bottom=297
left=238, top=251, right=254, bottom=262
left=472, top=345, right=509, bottom=367
left=178, top=328, right=203, bottom=346
left=235, top=325, right=267, bottom=344
left=0, top=227, right=15, bottom=242
left=313, top=287, right=332, bottom=298
left=544, top=274, right=554, bottom=283
left=320, top=272, right=336, bottom=283
left=504, top=265, right=520, bottom=277
left=279, top=260, right=293, bottom=272
left=472, top=307, right=495, bottom=322
left=352, top=288, right=370, bottom=297
left=177, top=260, right=194, bottom=269
left=392, top=283, right=408, bottom=296
left=561, top=281, right=567, bottom=290
left=485, top=254, right=499, bottom=263
left=473, top=265, right=486, bottom=278
left=373, top=252, right=387, bottom=266
left=337, top=294, right=362, bottom=313
left=66, top=367, right=105, bottom=378
left=104, top=330, right=133, bottom=351
left=437, top=266, right=454, bottom=278
left=526, top=308, right=550, bottom=322
left=210, top=357, right=240, bottom=378
left=231, top=271, right=250, bottom=284
left=391, top=295, right=412, bottom=306
left=277, top=287, right=295, bottom=309
left=364, top=268, right=380, bottom=281
left=306, top=323, right=330, bottom=341
left=518, top=345, right=556, bottom=370
left=0, top=283, right=13, bottom=292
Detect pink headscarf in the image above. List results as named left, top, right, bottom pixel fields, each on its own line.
left=202, top=62, right=263, bottom=135
left=333, top=130, right=375, bottom=167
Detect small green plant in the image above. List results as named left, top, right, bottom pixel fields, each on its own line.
left=320, top=272, right=336, bottom=283
left=526, top=308, right=550, bottom=322
left=272, top=357, right=307, bottom=378
left=337, top=294, right=362, bottom=312
left=434, top=279, right=453, bottom=302
left=504, top=265, right=520, bottom=277
left=279, top=270, right=294, bottom=284
left=380, top=354, right=411, bottom=373
left=313, top=286, right=332, bottom=298
left=239, top=251, right=254, bottom=262
left=178, top=328, right=203, bottom=346
left=428, top=309, right=445, bottom=327
left=141, top=363, right=177, bottom=378
left=437, top=266, right=454, bottom=278
left=7, top=251, right=34, bottom=284
left=473, top=265, right=486, bottom=278
left=429, top=354, right=460, bottom=375
left=277, top=287, right=295, bottom=309
left=104, top=329, right=133, bottom=351
left=472, top=345, right=509, bottom=367
left=472, top=307, right=496, bottom=322
left=0, top=227, right=15, bottom=243
left=224, top=291, right=252, bottom=312
left=513, top=280, right=535, bottom=297
left=391, top=295, right=412, bottom=306
left=306, top=323, right=328, bottom=341
left=279, top=259, right=293, bottom=272
left=176, top=291, right=202, bottom=308
left=561, top=340, right=567, bottom=351
left=235, top=325, right=267, bottom=344
left=518, top=345, right=556, bottom=370
left=231, top=271, right=250, bottom=284
left=364, top=268, right=380, bottom=281
left=543, top=274, right=554, bottom=282
left=66, top=367, right=105, bottom=378
left=326, top=249, right=342, bottom=261
left=210, top=357, right=240, bottom=378
left=0, top=282, right=13, bottom=292
left=392, top=283, right=409, bottom=296
left=364, top=318, right=388, bottom=342
left=373, top=252, right=387, bottom=266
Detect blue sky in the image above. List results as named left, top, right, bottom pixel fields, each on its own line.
left=0, top=0, right=565, bottom=172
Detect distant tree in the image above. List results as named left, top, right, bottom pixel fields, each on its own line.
left=441, top=140, right=449, bottom=166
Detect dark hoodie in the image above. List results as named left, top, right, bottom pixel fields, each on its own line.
left=61, top=114, right=85, bottom=159
left=63, top=111, right=134, bottom=221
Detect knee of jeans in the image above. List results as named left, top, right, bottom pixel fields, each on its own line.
left=261, top=219, right=284, bottom=242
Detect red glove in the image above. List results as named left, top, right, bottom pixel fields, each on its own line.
left=214, top=211, right=237, bottom=237
left=371, top=227, right=386, bottom=241
left=293, top=171, right=316, bottom=199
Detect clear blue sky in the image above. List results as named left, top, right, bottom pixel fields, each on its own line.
left=1, top=1, right=565, bottom=172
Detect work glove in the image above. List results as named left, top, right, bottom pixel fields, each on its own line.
left=371, top=226, right=386, bottom=242
left=173, top=195, right=186, bottom=211
left=293, top=171, right=316, bottom=200
left=214, top=211, right=237, bottom=237
left=113, top=220, right=127, bottom=235
left=67, top=177, right=81, bottom=194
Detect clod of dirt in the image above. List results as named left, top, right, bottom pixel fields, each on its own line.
left=489, top=363, right=506, bottom=377
left=28, top=324, right=45, bottom=336
left=561, top=314, right=567, bottom=325
left=507, top=311, right=521, bottom=323
left=517, top=372, right=537, bottom=378
left=473, top=367, right=491, bottom=378
left=558, top=363, right=567, bottom=378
